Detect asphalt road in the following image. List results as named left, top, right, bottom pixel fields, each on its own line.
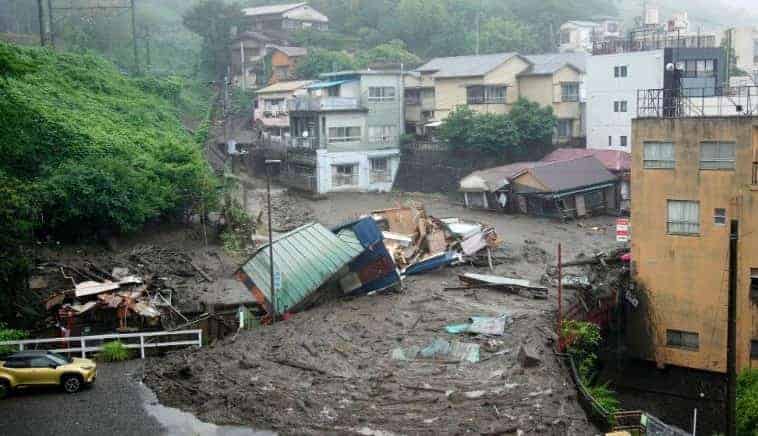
left=0, top=360, right=163, bottom=436
left=0, top=360, right=270, bottom=436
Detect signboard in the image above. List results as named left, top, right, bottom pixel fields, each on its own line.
left=616, top=218, right=630, bottom=242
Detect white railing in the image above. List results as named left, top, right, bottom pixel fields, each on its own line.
left=0, top=329, right=202, bottom=360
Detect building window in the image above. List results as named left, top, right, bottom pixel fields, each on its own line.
left=370, top=158, right=390, bottom=183
left=666, top=329, right=699, bottom=350
left=667, top=200, right=700, bottom=235
left=752, top=340, right=758, bottom=359
left=327, top=85, right=340, bottom=97
left=368, top=87, right=396, bottom=102
left=263, top=98, right=285, bottom=112
left=643, top=142, right=675, bottom=169
left=614, top=65, right=628, bottom=77
left=679, top=59, right=716, bottom=78
left=608, top=136, right=612, bottom=147
left=556, top=120, right=572, bottom=138
left=328, top=126, right=362, bottom=143
left=751, top=269, right=758, bottom=301
left=714, top=208, right=727, bottom=225
left=404, top=89, right=421, bottom=105
left=700, top=142, right=736, bottom=170
left=332, top=164, right=358, bottom=186
left=620, top=136, right=628, bottom=148
left=613, top=100, right=628, bottom=112
left=467, top=85, right=506, bottom=104
left=368, top=125, right=396, bottom=144
left=561, top=82, right=580, bottom=102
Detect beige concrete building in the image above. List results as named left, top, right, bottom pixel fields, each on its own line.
left=630, top=113, right=758, bottom=373
left=406, top=52, right=586, bottom=145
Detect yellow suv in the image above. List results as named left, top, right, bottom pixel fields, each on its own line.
left=0, top=350, right=97, bottom=398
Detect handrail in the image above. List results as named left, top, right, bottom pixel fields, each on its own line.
left=0, top=329, right=202, bottom=359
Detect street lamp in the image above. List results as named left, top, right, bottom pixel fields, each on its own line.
left=265, top=159, right=282, bottom=321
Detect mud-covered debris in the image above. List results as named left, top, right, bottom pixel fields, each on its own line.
left=517, top=344, right=542, bottom=368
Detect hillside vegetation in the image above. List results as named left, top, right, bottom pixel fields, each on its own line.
left=0, top=43, right=216, bottom=323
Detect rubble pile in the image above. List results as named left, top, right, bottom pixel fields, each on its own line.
left=32, top=245, right=223, bottom=334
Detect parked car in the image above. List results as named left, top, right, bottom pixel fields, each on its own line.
left=0, top=350, right=97, bottom=398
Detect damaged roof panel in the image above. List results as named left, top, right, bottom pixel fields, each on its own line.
left=237, top=223, right=363, bottom=316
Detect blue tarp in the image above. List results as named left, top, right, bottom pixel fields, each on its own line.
left=333, top=217, right=401, bottom=296
left=306, top=79, right=356, bottom=90
left=403, top=251, right=460, bottom=276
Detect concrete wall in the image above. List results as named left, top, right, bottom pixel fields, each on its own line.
left=630, top=116, right=758, bottom=373
left=587, top=50, right=664, bottom=152
left=315, top=149, right=400, bottom=194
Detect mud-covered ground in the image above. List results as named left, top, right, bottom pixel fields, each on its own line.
left=143, top=187, right=620, bottom=435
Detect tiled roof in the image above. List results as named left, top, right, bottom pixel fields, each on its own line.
left=256, top=80, right=313, bottom=94
left=416, top=53, right=520, bottom=78
left=242, top=3, right=306, bottom=16
left=541, top=148, right=631, bottom=172
left=520, top=156, right=617, bottom=193
left=522, top=53, right=587, bottom=75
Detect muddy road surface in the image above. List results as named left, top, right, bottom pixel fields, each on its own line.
left=145, top=190, right=619, bottom=435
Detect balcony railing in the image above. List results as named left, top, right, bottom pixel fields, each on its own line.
left=287, top=96, right=364, bottom=112
left=593, top=34, right=716, bottom=55
left=288, top=136, right=320, bottom=149
left=637, top=86, right=758, bottom=118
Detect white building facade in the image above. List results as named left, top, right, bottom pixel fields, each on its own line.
left=586, top=50, right=664, bottom=152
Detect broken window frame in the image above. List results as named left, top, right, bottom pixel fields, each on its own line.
left=666, top=329, right=699, bottom=351
left=700, top=141, right=736, bottom=171
left=643, top=142, right=676, bottom=169
left=667, top=200, right=700, bottom=236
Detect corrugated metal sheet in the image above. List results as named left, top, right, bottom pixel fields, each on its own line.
left=237, top=223, right=363, bottom=316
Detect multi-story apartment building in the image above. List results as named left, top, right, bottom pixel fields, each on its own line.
left=559, top=18, right=622, bottom=53
left=253, top=80, right=313, bottom=138
left=408, top=52, right=588, bottom=145
left=229, top=4, right=328, bottom=89
left=282, top=70, right=404, bottom=194
left=724, top=26, right=758, bottom=83
left=587, top=46, right=726, bottom=152
left=629, top=87, right=758, bottom=373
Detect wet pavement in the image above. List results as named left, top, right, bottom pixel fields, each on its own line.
left=0, top=360, right=273, bottom=436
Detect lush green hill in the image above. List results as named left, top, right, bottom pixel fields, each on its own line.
left=0, top=42, right=215, bottom=237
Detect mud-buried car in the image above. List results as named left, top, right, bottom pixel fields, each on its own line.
left=0, top=350, right=97, bottom=398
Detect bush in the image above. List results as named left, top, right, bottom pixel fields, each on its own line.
left=737, top=369, right=758, bottom=436
left=98, top=340, right=131, bottom=362
left=587, top=383, right=621, bottom=414
left=0, top=323, right=27, bottom=357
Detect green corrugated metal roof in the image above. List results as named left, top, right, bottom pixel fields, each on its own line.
left=239, top=223, right=363, bottom=315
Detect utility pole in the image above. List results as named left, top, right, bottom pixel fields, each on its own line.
left=726, top=219, right=738, bottom=436
left=144, top=27, right=151, bottom=69
left=130, top=0, right=139, bottom=74
left=47, top=0, right=54, bottom=48
left=37, top=0, right=46, bottom=47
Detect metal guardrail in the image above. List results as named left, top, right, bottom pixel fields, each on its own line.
left=593, top=35, right=716, bottom=55
left=0, top=330, right=202, bottom=359
left=288, top=96, right=364, bottom=111
left=637, top=86, right=758, bottom=118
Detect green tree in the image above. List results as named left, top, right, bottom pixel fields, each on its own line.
left=737, top=369, right=758, bottom=436
left=480, top=18, right=540, bottom=54
left=357, top=40, right=422, bottom=69
left=295, top=48, right=358, bottom=79
left=508, top=98, right=557, bottom=159
left=183, top=0, right=241, bottom=78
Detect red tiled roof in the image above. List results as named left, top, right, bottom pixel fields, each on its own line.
left=541, top=148, right=631, bottom=173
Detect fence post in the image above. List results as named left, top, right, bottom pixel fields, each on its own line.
left=140, top=335, right=145, bottom=359
left=81, top=338, right=86, bottom=358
